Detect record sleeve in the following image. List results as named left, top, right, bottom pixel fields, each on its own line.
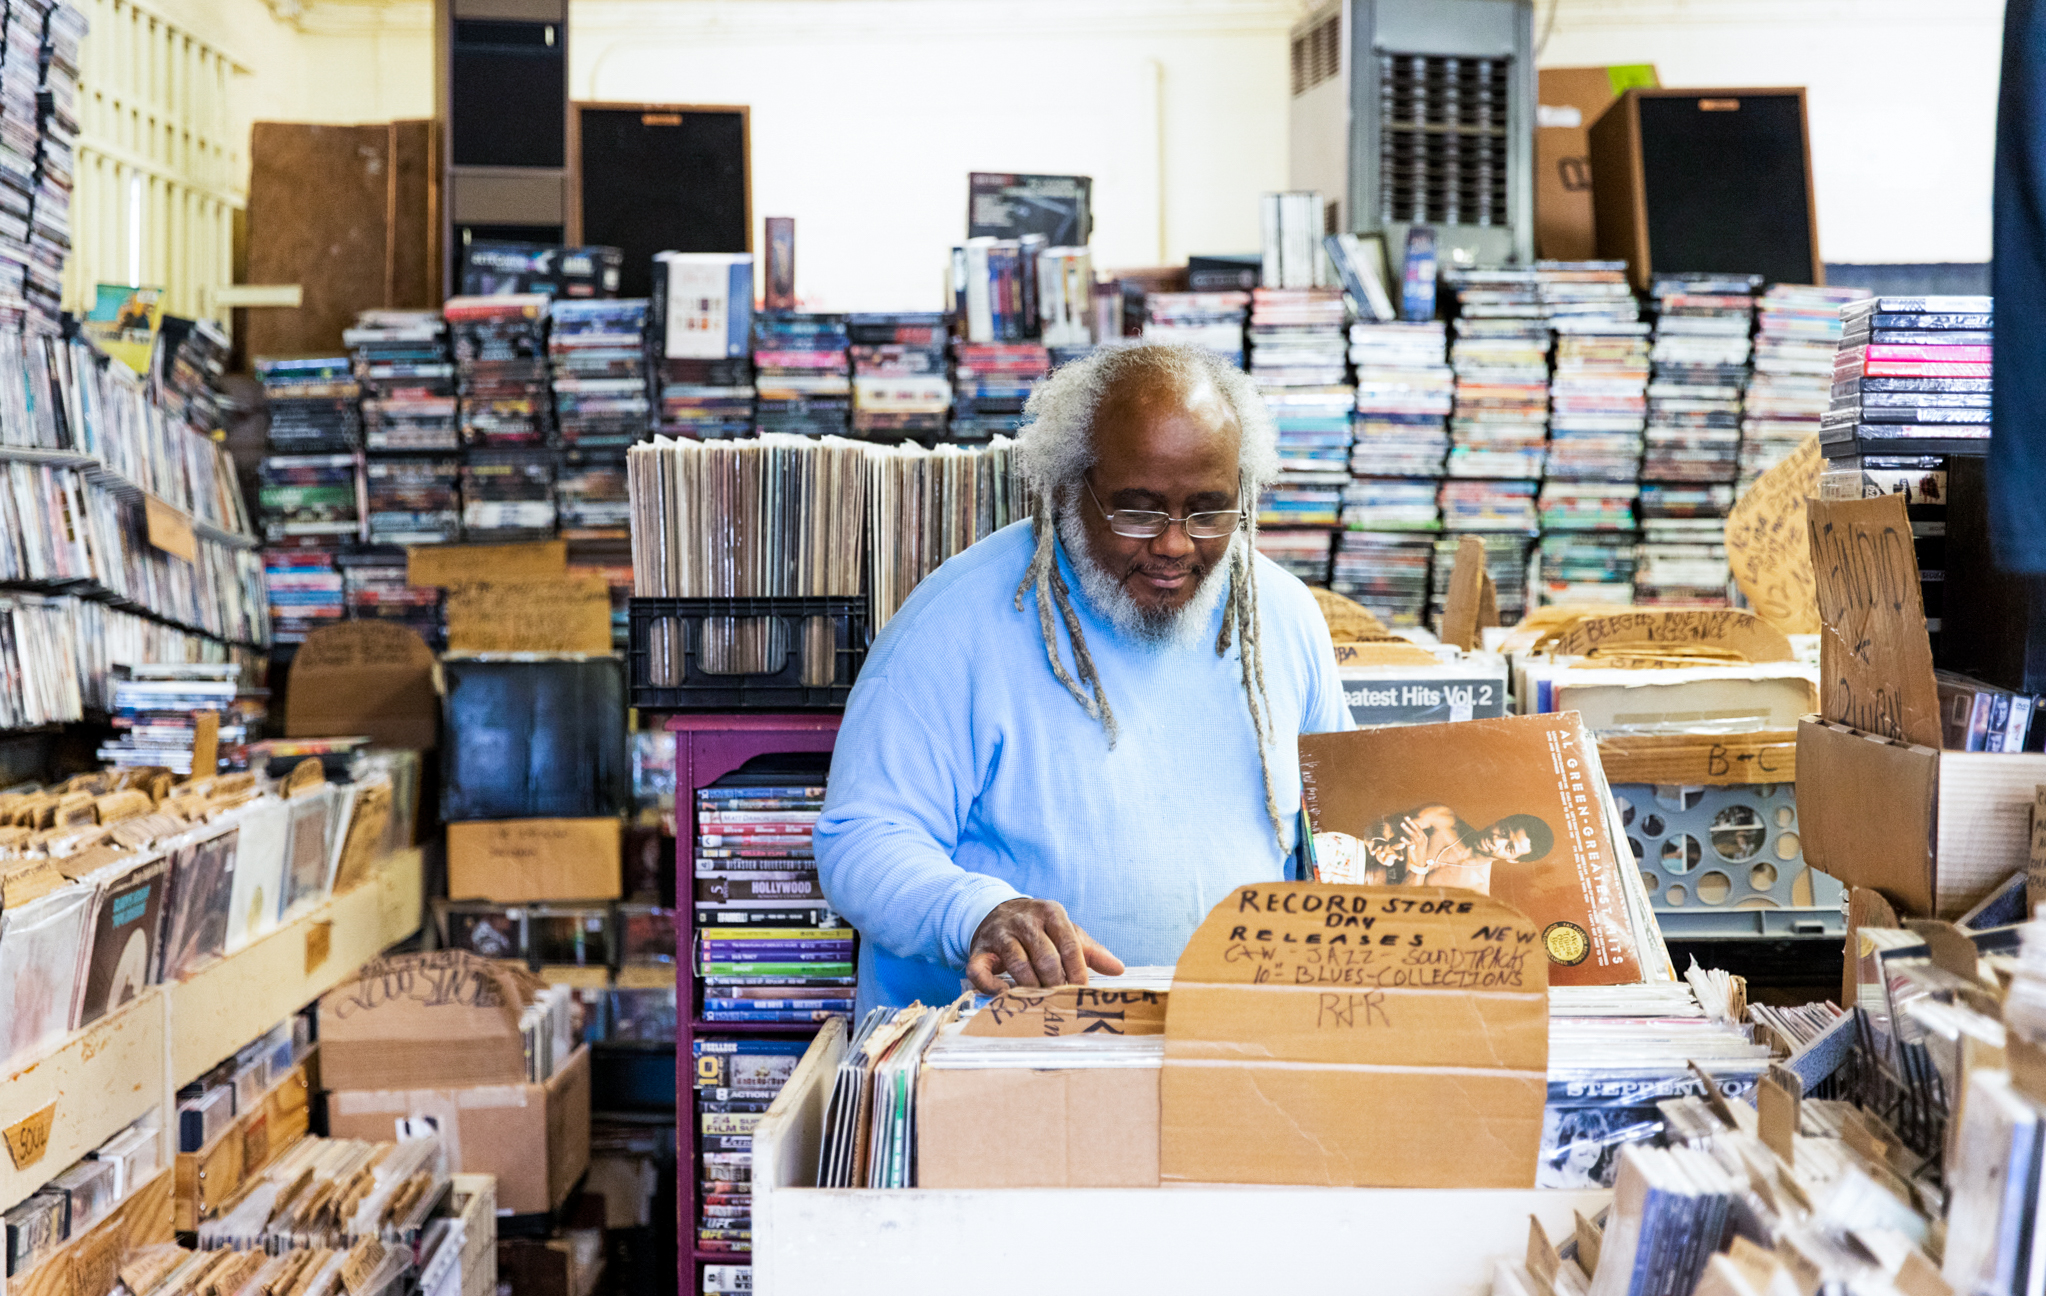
left=76, top=853, right=169, bottom=1027
left=280, top=790, right=334, bottom=919
left=224, top=798, right=289, bottom=953
left=160, top=827, right=239, bottom=980
left=0, top=883, right=94, bottom=1061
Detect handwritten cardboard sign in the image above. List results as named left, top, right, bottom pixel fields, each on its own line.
left=3, top=1102, right=55, bottom=1169
left=143, top=495, right=197, bottom=564
left=2030, top=787, right=2046, bottom=917
left=287, top=622, right=439, bottom=751
left=1725, top=435, right=1823, bottom=634
left=1543, top=608, right=1794, bottom=663
left=1807, top=494, right=1942, bottom=747
left=963, top=986, right=1168, bottom=1037
left=444, top=576, right=612, bottom=654
left=407, top=539, right=566, bottom=588
left=1159, top=883, right=1548, bottom=1187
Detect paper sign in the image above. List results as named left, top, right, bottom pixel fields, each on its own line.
left=1159, top=883, right=1548, bottom=1188
left=294, top=621, right=435, bottom=671
left=286, top=622, right=439, bottom=752
left=1331, top=641, right=1441, bottom=668
left=3, top=1102, right=55, bottom=1169
left=963, top=986, right=1168, bottom=1037
left=2029, top=786, right=2046, bottom=917
left=1807, top=494, right=1942, bottom=747
left=190, top=710, right=219, bottom=782
left=1725, top=435, right=1823, bottom=634
left=305, top=920, right=332, bottom=974
left=1543, top=609, right=1794, bottom=663
left=143, top=495, right=197, bottom=564
left=407, top=540, right=566, bottom=588
left=1597, top=731, right=1797, bottom=786
left=444, top=576, right=612, bottom=654
left=1440, top=536, right=1486, bottom=651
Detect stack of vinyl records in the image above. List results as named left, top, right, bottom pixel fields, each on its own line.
left=653, top=251, right=754, bottom=439
left=752, top=313, right=851, bottom=436
left=949, top=341, right=1049, bottom=441
left=1642, top=275, right=1757, bottom=487
left=694, top=1038, right=809, bottom=1256
left=1140, top=291, right=1249, bottom=365
left=1823, top=295, right=1993, bottom=460
left=1247, top=288, right=1347, bottom=385
left=261, top=548, right=345, bottom=645
left=1742, top=284, right=1869, bottom=482
left=447, top=293, right=552, bottom=447
left=848, top=312, right=951, bottom=442
left=25, top=0, right=79, bottom=328
left=1330, top=531, right=1433, bottom=627
left=1446, top=271, right=1548, bottom=480
left=257, top=356, right=361, bottom=453
left=339, top=549, right=441, bottom=646
left=1428, top=532, right=1530, bottom=627
left=346, top=310, right=457, bottom=452
left=548, top=297, right=649, bottom=451
left=362, top=458, right=458, bottom=546
left=460, top=448, right=555, bottom=542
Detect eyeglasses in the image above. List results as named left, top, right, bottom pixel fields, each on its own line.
left=1083, top=476, right=1243, bottom=540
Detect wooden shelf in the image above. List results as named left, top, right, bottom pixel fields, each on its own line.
left=0, top=445, right=259, bottom=551
left=0, top=994, right=166, bottom=1214
left=174, top=1056, right=313, bottom=1230
left=10, top=1165, right=175, bottom=1296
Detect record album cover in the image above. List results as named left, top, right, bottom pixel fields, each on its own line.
left=77, top=853, right=169, bottom=1027
left=280, top=791, right=333, bottom=919
left=225, top=798, right=289, bottom=953
left=0, top=884, right=94, bottom=1061
left=159, top=828, right=239, bottom=981
left=1299, top=711, right=1643, bottom=985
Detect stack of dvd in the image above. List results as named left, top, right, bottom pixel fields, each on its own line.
left=949, top=341, right=1049, bottom=441
left=1330, top=531, right=1433, bottom=627
left=338, top=549, right=441, bottom=646
left=1537, top=530, right=1638, bottom=606
left=1141, top=291, right=1249, bottom=365
left=346, top=310, right=457, bottom=452
left=96, top=665, right=246, bottom=773
left=693, top=1038, right=809, bottom=1257
left=1247, top=288, right=1347, bottom=385
left=1439, top=477, right=1538, bottom=533
left=1642, top=275, right=1757, bottom=486
left=1742, top=284, right=1870, bottom=483
left=1537, top=263, right=1645, bottom=607
left=0, top=0, right=48, bottom=326
left=1823, top=295, right=1993, bottom=461
left=548, top=297, right=649, bottom=451
left=460, top=449, right=555, bottom=542
left=1253, top=528, right=1334, bottom=584
left=256, top=356, right=360, bottom=453
left=752, top=313, right=851, bottom=436
left=256, top=454, right=361, bottom=546
left=1446, top=272, right=1549, bottom=481
left=362, top=458, right=459, bottom=545
left=556, top=455, right=630, bottom=541
left=260, top=549, right=345, bottom=645
left=694, top=773, right=852, bottom=1024
left=447, top=293, right=552, bottom=447
left=25, top=0, right=80, bottom=329
left=849, top=312, right=951, bottom=442
left=652, top=252, right=754, bottom=439
left=1428, top=533, right=1530, bottom=627
left=1255, top=290, right=1352, bottom=590
left=1633, top=521, right=1734, bottom=606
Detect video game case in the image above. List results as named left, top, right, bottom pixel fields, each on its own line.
left=1855, top=312, right=1992, bottom=330
left=1841, top=296, right=1994, bottom=315
left=1830, top=376, right=1992, bottom=395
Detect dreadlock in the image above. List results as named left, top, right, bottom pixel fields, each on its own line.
left=1011, top=343, right=1287, bottom=854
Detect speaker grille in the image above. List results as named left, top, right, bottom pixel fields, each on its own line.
left=1377, top=52, right=1510, bottom=226
left=1291, top=11, right=1342, bottom=97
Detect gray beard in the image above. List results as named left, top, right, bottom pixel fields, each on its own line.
left=1056, top=504, right=1235, bottom=652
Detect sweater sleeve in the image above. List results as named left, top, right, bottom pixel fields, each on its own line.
left=813, top=671, right=1022, bottom=971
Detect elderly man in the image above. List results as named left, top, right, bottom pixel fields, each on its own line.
left=815, top=342, right=1351, bottom=1012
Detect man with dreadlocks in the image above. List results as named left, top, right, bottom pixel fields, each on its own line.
left=815, top=342, right=1351, bottom=1013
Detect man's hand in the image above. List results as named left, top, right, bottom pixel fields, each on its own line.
left=965, top=897, right=1124, bottom=995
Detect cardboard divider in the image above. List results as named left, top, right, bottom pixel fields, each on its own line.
left=173, top=1056, right=313, bottom=1230
left=11, top=1165, right=174, bottom=1296
left=1597, top=730, right=1798, bottom=785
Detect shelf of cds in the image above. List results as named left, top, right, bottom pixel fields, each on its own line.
left=0, top=782, right=421, bottom=1217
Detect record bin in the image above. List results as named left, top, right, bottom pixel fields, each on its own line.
left=627, top=597, right=868, bottom=711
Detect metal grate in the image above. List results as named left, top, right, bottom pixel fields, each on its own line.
left=1291, top=11, right=1341, bottom=97
left=1377, top=52, right=1510, bottom=226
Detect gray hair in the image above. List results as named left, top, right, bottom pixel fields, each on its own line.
left=1010, top=342, right=1286, bottom=853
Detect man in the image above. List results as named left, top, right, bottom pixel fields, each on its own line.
left=816, top=343, right=1351, bottom=1012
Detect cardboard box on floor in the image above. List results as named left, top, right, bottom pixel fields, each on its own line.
left=446, top=818, right=622, bottom=902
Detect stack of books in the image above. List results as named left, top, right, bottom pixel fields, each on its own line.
left=949, top=342, right=1049, bottom=442
left=752, top=313, right=851, bottom=436
left=652, top=252, right=754, bottom=439
left=447, top=293, right=553, bottom=448
left=346, top=309, right=457, bottom=453
left=849, top=312, right=951, bottom=442
left=1742, top=284, right=1869, bottom=483
left=548, top=297, right=649, bottom=452
left=1141, top=291, right=1249, bottom=366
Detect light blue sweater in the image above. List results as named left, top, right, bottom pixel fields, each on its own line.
left=815, top=520, right=1352, bottom=1014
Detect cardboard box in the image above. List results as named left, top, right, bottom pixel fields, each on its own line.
left=917, top=1063, right=1159, bottom=1188
left=1536, top=65, right=1658, bottom=260
left=318, top=949, right=547, bottom=1091
left=1797, top=717, right=2046, bottom=919
left=327, top=1045, right=591, bottom=1215
left=446, top=818, right=622, bottom=903
left=286, top=622, right=440, bottom=752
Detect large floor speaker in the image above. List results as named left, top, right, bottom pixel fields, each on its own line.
left=570, top=104, right=750, bottom=301
left=1588, top=87, right=1820, bottom=290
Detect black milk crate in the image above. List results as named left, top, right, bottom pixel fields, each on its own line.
left=627, top=596, right=867, bottom=710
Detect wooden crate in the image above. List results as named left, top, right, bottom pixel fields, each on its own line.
left=451, top=1174, right=498, bottom=1296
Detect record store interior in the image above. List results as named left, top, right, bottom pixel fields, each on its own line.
left=1, top=0, right=2043, bottom=1292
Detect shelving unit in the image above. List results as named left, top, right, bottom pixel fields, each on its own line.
left=0, top=847, right=422, bottom=1217
left=0, top=445, right=261, bottom=551
left=664, top=712, right=842, bottom=1278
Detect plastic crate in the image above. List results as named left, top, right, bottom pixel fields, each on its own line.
left=627, top=596, right=867, bottom=711
left=1614, top=780, right=1845, bottom=937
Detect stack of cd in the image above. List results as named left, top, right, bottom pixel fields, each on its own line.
left=447, top=293, right=552, bottom=447
left=1823, top=295, right=1993, bottom=460
left=752, top=313, right=851, bottom=436
left=949, top=342, right=1049, bottom=441
left=1247, top=289, right=1347, bottom=385
left=1141, top=292, right=1249, bottom=365
left=1446, top=270, right=1549, bottom=480
left=26, top=1, right=80, bottom=330
left=256, top=356, right=360, bottom=452
left=362, top=458, right=459, bottom=545
left=849, top=312, right=951, bottom=442
left=1330, top=531, right=1433, bottom=627
left=347, top=310, right=457, bottom=452
left=548, top=298, right=649, bottom=451
left=338, top=549, right=441, bottom=646
left=460, top=449, right=555, bottom=542
left=1428, top=533, right=1530, bottom=627
left=1742, top=284, right=1869, bottom=482
left=1642, top=275, right=1757, bottom=487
